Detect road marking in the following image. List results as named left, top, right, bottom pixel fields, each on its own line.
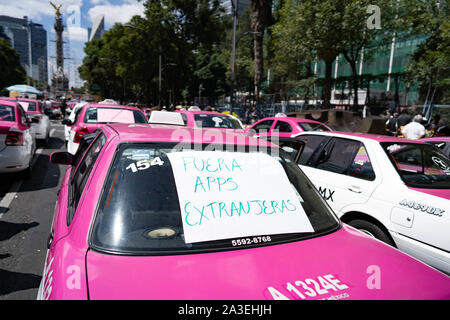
left=0, top=148, right=44, bottom=219
left=49, top=128, right=55, bottom=138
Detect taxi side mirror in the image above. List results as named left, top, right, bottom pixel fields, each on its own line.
left=50, top=151, right=73, bottom=165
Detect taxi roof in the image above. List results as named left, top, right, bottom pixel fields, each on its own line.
left=0, top=99, right=20, bottom=107
left=103, top=123, right=275, bottom=147
left=266, top=117, right=326, bottom=124
left=0, top=97, right=40, bottom=103
left=83, top=103, right=143, bottom=112
left=295, top=131, right=429, bottom=144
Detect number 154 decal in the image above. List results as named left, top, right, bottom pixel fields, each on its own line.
left=126, top=157, right=164, bottom=173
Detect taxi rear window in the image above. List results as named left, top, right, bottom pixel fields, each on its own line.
left=90, top=143, right=340, bottom=255
left=194, top=114, right=242, bottom=129
left=84, top=107, right=147, bottom=124
left=0, top=105, right=15, bottom=121
left=381, top=142, right=450, bottom=189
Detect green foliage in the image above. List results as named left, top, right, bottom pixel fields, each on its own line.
left=0, top=38, right=26, bottom=90
left=79, top=0, right=230, bottom=105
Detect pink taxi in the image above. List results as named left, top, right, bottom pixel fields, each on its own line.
left=246, top=117, right=332, bottom=139
left=176, top=110, right=245, bottom=132
left=1, top=97, right=50, bottom=143
left=38, top=124, right=450, bottom=300
left=0, top=99, right=36, bottom=176
left=63, top=103, right=147, bottom=155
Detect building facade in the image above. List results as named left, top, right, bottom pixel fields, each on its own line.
left=0, top=15, right=48, bottom=84
left=221, top=0, right=251, bottom=16
left=88, top=15, right=105, bottom=42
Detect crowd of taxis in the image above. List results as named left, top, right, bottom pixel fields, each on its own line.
left=1, top=98, right=449, bottom=299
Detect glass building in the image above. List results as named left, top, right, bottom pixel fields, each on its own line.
left=0, top=15, right=48, bottom=84
left=221, top=0, right=251, bottom=16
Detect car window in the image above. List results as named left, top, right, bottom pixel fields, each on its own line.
left=296, top=135, right=329, bottom=166
left=426, top=141, right=446, bottom=150
left=74, top=107, right=84, bottom=124
left=193, top=114, right=242, bottom=129
left=24, top=101, right=37, bottom=112
left=382, top=142, right=450, bottom=189
left=346, top=144, right=376, bottom=181
left=17, top=105, right=27, bottom=125
left=84, top=107, right=147, bottom=124
left=68, top=133, right=107, bottom=225
left=252, top=120, right=274, bottom=133
left=274, top=120, right=293, bottom=133
left=90, top=143, right=340, bottom=255
left=180, top=113, right=188, bottom=125
left=298, top=122, right=331, bottom=132
left=315, top=138, right=361, bottom=175
left=0, top=105, right=15, bottom=121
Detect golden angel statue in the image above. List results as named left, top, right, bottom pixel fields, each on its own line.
left=49, top=1, right=62, bottom=18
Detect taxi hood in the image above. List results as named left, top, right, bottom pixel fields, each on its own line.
left=86, top=225, right=450, bottom=300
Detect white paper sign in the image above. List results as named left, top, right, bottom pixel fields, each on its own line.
left=97, top=108, right=134, bottom=123
left=167, top=151, right=314, bottom=244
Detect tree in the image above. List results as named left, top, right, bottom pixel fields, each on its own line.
left=0, top=38, right=26, bottom=90
left=404, top=0, right=450, bottom=105
left=250, top=0, right=273, bottom=102
left=272, top=0, right=346, bottom=108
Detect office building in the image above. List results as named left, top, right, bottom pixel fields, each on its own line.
left=88, top=15, right=105, bottom=42
left=0, top=15, right=48, bottom=84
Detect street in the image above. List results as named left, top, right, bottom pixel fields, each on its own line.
left=0, top=120, right=65, bottom=300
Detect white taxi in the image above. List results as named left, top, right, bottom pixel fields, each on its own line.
left=294, top=131, right=450, bottom=274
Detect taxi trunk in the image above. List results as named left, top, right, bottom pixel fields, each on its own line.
left=85, top=225, right=450, bottom=300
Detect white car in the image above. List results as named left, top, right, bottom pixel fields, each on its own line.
left=0, top=100, right=36, bottom=177
left=64, top=101, right=87, bottom=147
left=293, top=131, right=450, bottom=274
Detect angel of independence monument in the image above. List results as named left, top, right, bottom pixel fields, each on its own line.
left=50, top=2, right=69, bottom=97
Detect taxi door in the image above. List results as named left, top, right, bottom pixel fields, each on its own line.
left=297, top=136, right=381, bottom=214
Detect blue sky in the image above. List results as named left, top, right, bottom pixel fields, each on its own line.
left=0, top=0, right=145, bottom=87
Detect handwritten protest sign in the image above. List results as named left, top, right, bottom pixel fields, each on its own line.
left=97, top=108, right=134, bottom=123
left=168, top=151, right=314, bottom=243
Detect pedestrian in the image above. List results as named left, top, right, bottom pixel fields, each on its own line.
left=435, top=120, right=450, bottom=137
left=250, top=107, right=259, bottom=124
left=244, top=108, right=250, bottom=125
left=60, top=99, right=66, bottom=119
left=385, top=112, right=398, bottom=136
left=401, top=114, right=426, bottom=140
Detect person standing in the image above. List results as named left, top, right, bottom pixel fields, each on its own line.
left=401, top=114, right=426, bottom=140
left=385, top=112, right=399, bottom=136
left=250, top=107, right=259, bottom=124
left=244, top=108, right=250, bottom=125
left=60, top=99, right=67, bottom=119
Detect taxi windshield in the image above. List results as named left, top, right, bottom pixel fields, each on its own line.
left=90, top=143, right=340, bottom=255
left=381, top=142, right=450, bottom=189
left=194, top=114, right=243, bottom=129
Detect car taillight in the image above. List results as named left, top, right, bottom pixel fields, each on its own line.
left=73, top=126, right=89, bottom=144
left=5, top=131, right=24, bottom=146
